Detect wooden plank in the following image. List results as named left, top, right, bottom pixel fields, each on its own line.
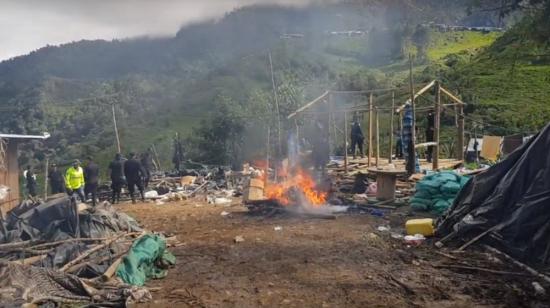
left=287, top=91, right=329, bottom=119
left=440, top=87, right=465, bottom=105
left=396, top=80, right=436, bottom=113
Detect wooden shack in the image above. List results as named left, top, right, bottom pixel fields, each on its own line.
left=0, top=133, right=50, bottom=213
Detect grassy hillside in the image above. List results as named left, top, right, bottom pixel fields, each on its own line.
left=426, top=31, right=501, bottom=61
left=0, top=2, right=524, bottom=171
left=438, top=23, right=550, bottom=134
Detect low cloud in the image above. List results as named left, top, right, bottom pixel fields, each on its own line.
left=0, top=0, right=323, bottom=61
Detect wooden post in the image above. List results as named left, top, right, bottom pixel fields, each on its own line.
left=433, top=81, right=441, bottom=170
left=344, top=112, right=348, bottom=173
left=457, top=104, right=465, bottom=161
left=268, top=51, right=282, bottom=158
left=375, top=108, right=380, bottom=167
left=389, top=91, right=395, bottom=163
left=43, top=157, right=49, bottom=200
left=327, top=92, right=333, bottom=155
left=266, top=126, right=270, bottom=181
left=368, top=93, right=373, bottom=165
left=151, top=144, right=162, bottom=171
left=112, top=104, right=121, bottom=153
left=407, top=54, right=416, bottom=175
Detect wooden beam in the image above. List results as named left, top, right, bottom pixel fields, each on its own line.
left=433, top=81, right=441, bottom=170
left=368, top=93, right=373, bottom=166
left=440, top=86, right=465, bottom=105
left=375, top=108, right=380, bottom=167
left=457, top=104, right=465, bottom=161
left=389, top=91, right=395, bottom=163
left=407, top=54, right=417, bottom=175
left=287, top=91, right=329, bottom=119
left=396, top=80, right=436, bottom=113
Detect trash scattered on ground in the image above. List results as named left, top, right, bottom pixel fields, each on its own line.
left=221, top=211, right=230, bottom=216
left=274, top=226, right=283, bottom=231
left=234, top=235, right=245, bottom=243
left=405, top=218, right=434, bottom=236
left=144, top=190, right=159, bottom=199
left=391, top=233, right=404, bottom=239
left=404, top=234, right=425, bottom=246
left=377, top=225, right=391, bottom=232
left=212, top=197, right=232, bottom=205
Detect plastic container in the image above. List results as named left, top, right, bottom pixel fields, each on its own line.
left=405, top=218, right=434, bottom=236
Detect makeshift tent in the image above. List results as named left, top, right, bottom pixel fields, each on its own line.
left=437, top=122, right=550, bottom=265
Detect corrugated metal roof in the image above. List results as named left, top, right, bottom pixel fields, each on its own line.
left=0, top=132, right=50, bottom=140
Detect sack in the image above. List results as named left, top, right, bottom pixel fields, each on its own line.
left=441, top=181, right=462, bottom=194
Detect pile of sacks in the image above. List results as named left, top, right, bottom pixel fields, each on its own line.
left=411, top=171, right=470, bottom=215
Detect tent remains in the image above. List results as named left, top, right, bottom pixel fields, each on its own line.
left=437, top=122, right=550, bottom=266
left=0, top=196, right=175, bottom=306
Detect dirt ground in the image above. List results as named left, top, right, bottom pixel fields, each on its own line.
left=118, top=200, right=544, bottom=308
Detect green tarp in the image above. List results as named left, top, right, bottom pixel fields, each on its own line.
left=116, top=234, right=176, bottom=286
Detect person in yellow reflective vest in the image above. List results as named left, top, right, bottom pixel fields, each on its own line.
left=65, top=159, right=86, bottom=202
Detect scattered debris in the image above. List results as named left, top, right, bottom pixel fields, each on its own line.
left=274, top=226, right=283, bottom=231
left=234, top=235, right=245, bottom=243
left=404, top=234, right=425, bottom=246
left=0, top=196, right=176, bottom=306
left=405, top=218, right=434, bottom=236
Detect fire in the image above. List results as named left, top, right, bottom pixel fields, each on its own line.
left=264, top=168, right=327, bottom=207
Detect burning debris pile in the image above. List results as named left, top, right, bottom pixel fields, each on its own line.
left=243, top=163, right=347, bottom=218
left=0, top=196, right=176, bottom=306
left=264, top=168, right=328, bottom=207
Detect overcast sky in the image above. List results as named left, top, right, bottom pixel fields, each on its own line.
left=0, top=0, right=319, bottom=61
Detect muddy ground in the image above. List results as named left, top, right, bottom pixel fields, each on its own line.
left=119, top=200, right=546, bottom=308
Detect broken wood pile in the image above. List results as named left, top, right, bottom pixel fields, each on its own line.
left=0, top=196, right=177, bottom=306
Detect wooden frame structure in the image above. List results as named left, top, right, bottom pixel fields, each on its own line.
left=288, top=80, right=465, bottom=174
left=0, top=133, right=50, bottom=213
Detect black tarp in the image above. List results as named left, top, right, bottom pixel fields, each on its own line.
left=1, top=196, right=142, bottom=276
left=437, top=122, right=550, bottom=265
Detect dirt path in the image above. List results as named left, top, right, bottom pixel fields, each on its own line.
left=119, top=201, right=537, bottom=307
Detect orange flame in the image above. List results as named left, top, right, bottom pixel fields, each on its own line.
left=264, top=167, right=327, bottom=207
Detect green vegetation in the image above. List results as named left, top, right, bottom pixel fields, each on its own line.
left=426, top=31, right=501, bottom=61
left=1, top=0, right=548, bottom=174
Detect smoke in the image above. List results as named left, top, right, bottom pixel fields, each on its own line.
left=0, top=0, right=333, bottom=60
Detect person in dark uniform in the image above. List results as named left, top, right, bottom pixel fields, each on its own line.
left=172, top=133, right=184, bottom=172
left=108, top=153, right=125, bottom=204
left=312, top=121, right=329, bottom=174
left=48, top=163, right=65, bottom=194
left=25, top=165, right=37, bottom=198
left=84, top=156, right=100, bottom=207
left=140, top=149, right=154, bottom=189
left=394, top=129, right=404, bottom=159
left=426, top=111, right=435, bottom=162
left=124, top=152, right=145, bottom=204
left=350, top=120, right=365, bottom=159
